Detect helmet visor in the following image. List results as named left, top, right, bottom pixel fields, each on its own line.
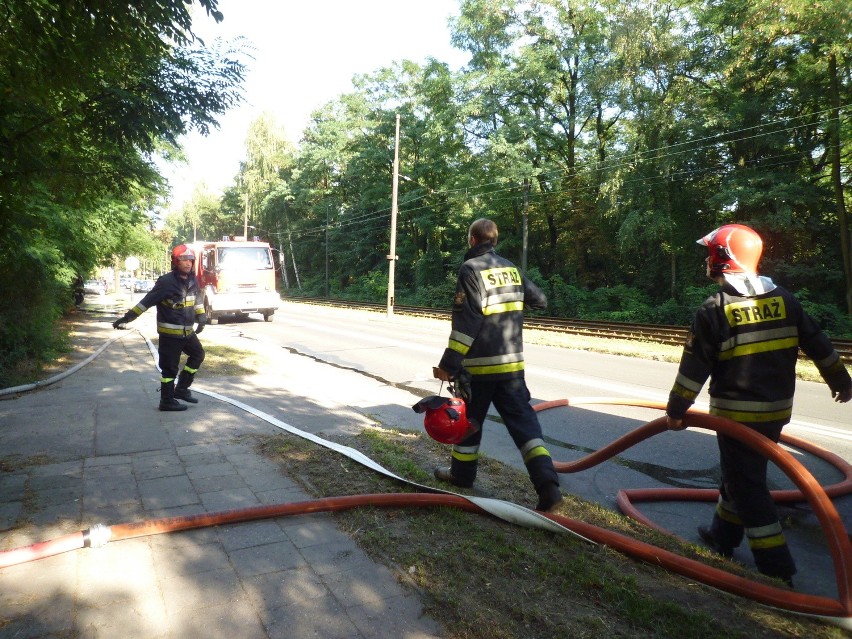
left=412, top=396, right=450, bottom=414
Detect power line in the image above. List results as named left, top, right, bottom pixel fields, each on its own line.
left=245, top=104, right=851, bottom=242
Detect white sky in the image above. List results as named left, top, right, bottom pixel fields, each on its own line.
left=161, top=0, right=468, bottom=211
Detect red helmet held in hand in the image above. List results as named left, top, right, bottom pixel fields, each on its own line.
left=697, top=224, right=762, bottom=276
left=412, top=396, right=475, bottom=445
left=171, top=244, right=196, bottom=268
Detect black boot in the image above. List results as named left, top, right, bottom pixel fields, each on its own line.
left=698, top=526, right=734, bottom=558
left=159, top=381, right=188, bottom=411
left=526, top=455, right=563, bottom=511
left=535, top=483, right=564, bottom=512
left=751, top=537, right=796, bottom=586
left=700, top=510, right=743, bottom=558
left=174, top=370, right=198, bottom=404
left=433, top=466, right=474, bottom=488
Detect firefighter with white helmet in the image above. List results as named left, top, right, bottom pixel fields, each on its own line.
left=666, top=223, right=852, bottom=586
left=113, top=244, right=207, bottom=411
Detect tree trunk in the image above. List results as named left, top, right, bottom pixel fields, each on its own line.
left=289, top=232, right=301, bottom=290
left=671, top=252, right=677, bottom=300
left=279, top=242, right=290, bottom=289
left=828, top=52, right=852, bottom=315
left=276, top=224, right=290, bottom=289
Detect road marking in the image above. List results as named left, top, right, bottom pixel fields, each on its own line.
left=264, top=315, right=852, bottom=445
left=531, top=367, right=852, bottom=444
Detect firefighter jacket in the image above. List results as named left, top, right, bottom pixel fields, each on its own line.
left=126, top=270, right=206, bottom=337
left=438, top=242, right=547, bottom=381
left=667, top=279, right=851, bottom=425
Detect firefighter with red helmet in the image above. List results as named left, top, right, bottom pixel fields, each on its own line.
left=666, top=224, right=852, bottom=586
left=113, top=244, right=207, bottom=411
left=431, top=218, right=563, bottom=512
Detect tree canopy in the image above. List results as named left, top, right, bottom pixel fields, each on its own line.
left=188, top=0, right=850, bottom=333
left=3, top=0, right=850, bottom=385
left=0, top=0, right=247, bottom=385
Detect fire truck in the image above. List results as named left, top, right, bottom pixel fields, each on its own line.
left=191, top=237, right=280, bottom=324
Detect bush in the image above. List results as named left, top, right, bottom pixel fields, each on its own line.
left=543, top=274, right=588, bottom=318
left=796, top=289, right=852, bottom=338
left=583, top=285, right=654, bottom=322
left=645, top=299, right=691, bottom=326
left=404, top=272, right=457, bottom=308
left=339, top=269, right=388, bottom=303
left=0, top=273, right=68, bottom=388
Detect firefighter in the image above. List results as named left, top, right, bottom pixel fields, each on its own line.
left=666, top=224, right=852, bottom=586
left=113, top=244, right=207, bottom=411
left=432, top=218, right=563, bottom=512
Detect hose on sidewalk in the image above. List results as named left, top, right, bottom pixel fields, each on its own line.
left=1, top=333, right=851, bottom=629
left=0, top=329, right=135, bottom=397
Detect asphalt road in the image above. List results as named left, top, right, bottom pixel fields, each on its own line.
left=209, top=299, right=852, bottom=599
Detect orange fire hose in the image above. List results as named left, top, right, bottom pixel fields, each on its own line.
left=533, top=398, right=852, bottom=626
left=2, top=398, right=850, bottom=628
left=2, top=481, right=848, bottom=624
left=0, top=494, right=483, bottom=569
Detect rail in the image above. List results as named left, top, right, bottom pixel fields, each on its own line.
left=285, top=297, right=852, bottom=362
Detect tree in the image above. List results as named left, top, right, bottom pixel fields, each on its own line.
left=240, top=112, right=295, bottom=237
left=167, top=183, right=222, bottom=242
left=0, top=0, right=247, bottom=384
left=689, top=0, right=851, bottom=309
left=451, top=0, right=626, bottom=283
left=186, top=0, right=851, bottom=329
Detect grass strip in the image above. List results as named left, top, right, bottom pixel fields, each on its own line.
left=251, top=426, right=839, bottom=639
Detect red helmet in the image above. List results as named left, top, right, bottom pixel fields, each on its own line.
left=697, top=224, right=762, bottom=276
left=412, top=396, right=474, bottom=445
left=171, top=244, right=196, bottom=268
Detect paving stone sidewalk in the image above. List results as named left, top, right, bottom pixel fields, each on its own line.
left=0, top=312, right=442, bottom=639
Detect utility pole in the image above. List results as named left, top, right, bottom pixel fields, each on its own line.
left=522, top=178, right=530, bottom=272
left=387, top=113, right=400, bottom=318
left=325, top=205, right=329, bottom=298
left=243, top=192, right=249, bottom=239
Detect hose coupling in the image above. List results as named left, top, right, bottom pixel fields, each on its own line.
left=83, top=523, right=112, bottom=549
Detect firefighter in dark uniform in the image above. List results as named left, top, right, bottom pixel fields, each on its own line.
left=666, top=224, right=852, bottom=586
left=113, top=244, right=207, bottom=411
left=432, top=218, right=563, bottom=512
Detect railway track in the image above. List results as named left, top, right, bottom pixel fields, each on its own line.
left=287, top=297, right=852, bottom=362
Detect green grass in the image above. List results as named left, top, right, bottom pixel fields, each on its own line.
left=524, top=328, right=828, bottom=383
left=251, top=427, right=840, bottom=639
left=192, top=343, right=262, bottom=377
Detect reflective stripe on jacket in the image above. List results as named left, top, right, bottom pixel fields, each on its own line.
left=438, top=243, right=546, bottom=381
left=128, top=270, right=206, bottom=337
left=667, top=283, right=851, bottom=424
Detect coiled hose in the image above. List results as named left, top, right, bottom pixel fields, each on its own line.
left=532, top=398, right=852, bottom=628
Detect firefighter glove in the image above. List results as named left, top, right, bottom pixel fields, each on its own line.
left=195, top=320, right=206, bottom=335
left=451, top=367, right=472, bottom=403
left=112, top=314, right=131, bottom=330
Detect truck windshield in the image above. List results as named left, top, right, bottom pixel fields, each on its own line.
left=217, top=247, right=273, bottom=270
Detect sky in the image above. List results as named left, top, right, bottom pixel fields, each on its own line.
left=161, top=0, right=469, bottom=211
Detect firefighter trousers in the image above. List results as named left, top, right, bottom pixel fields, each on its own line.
left=710, top=421, right=796, bottom=580
left=449, top=377, right=559, bottom=495
left=158, top=333, right=205, bottom=384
